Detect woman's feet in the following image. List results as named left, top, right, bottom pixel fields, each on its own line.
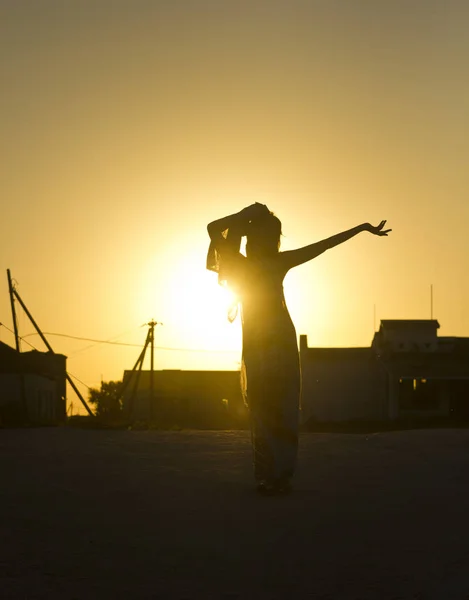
left=274, top=477, right=292, bottom=495
left=256, top=481, right=275, bottom=495
left=256, top=478, right=292, bottom=496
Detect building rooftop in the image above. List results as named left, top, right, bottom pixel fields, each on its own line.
left=379, top=319, right=440, bottom=329
left=0, top=340, right=18, bottom=355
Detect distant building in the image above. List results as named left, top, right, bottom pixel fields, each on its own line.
left=0, top=341, right=67, bottom=425
left=301, top=320, right=469, bottom=423
left=120, top=320, right=469, bottom=426
left=299, top=345, right=388, bottom=422
left=122, top=369, right=246, bottom=427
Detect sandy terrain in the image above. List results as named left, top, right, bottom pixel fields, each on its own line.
left=1, top=427, right=469, bottom=599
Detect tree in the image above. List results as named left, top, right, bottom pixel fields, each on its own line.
left=88, top=380, right=123, bottom=420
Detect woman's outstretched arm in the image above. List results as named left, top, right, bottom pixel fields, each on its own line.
left=280, top=221, right=391, bottom=270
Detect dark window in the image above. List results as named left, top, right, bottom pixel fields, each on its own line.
left=399, top=379, right=440, bottom=410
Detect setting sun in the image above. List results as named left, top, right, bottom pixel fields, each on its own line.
left=165, top=256, right=240, bottom=351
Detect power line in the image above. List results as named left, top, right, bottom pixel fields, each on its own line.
left=0, top=322, right=39, bottom=350
left=3, top=322, right=238, bottom=354
left=21, top=331, right=143, bottom=347
left=1, top=322, right=92, bottom=388
left=20, top=331, right=239, bottom=353
left=1, top=321, right=93, bottom=401
left=67, top=371, right=92, bottom=390
left=67, top=327, right=141, bottom=357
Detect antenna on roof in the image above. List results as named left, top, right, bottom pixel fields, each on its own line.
left=430, top=284, right=433, bottom=320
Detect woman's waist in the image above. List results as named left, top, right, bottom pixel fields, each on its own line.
left=242, top=318, right=297, bottom=343
left=241, top=301, right=290, bottom=321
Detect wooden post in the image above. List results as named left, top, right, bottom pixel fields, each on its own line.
left=11, top=284, right=94, bottom=417
left=127, top=329, right=151, bottom=420
left=149, top=320, right=156, bottom=420
left=7, top=270, right=20, bottom=352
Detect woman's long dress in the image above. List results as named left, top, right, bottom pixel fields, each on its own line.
left=207, top=235, right=301, bottom=484
left=239, top=256, right=301, bottom=484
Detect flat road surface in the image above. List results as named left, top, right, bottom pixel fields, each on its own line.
left=1, top=428, right=469, bottom=599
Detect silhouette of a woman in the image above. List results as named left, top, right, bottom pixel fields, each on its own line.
left=207, top=203, right=390, bottom=494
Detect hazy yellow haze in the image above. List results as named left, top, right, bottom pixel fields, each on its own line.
left=2, top=1, right=469, bottom=411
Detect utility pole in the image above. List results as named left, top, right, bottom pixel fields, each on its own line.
left=119, top=320, right=162, bottom=421
left=147, top=320, right=163, bottom=419
left=5, top=269, right=94, bottom=417
left=148, top=320, right=157, bottom=416
left=7, top=269, right=20, bottom=352
left=7, top=269, right=26, bottom=417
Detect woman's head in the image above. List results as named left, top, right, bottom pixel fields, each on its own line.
left=245, top=212, right=282, bottom=258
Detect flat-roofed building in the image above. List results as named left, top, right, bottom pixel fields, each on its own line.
left=301, top=320, right=469, bottom=423
left=0, top=341, right=67, bottom=425
left=122, top=369, right=246, bottom=427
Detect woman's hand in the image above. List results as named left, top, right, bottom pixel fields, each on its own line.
left=208, top=204, right=270, bottom=240
left=364, top=220, right=392, bottom=236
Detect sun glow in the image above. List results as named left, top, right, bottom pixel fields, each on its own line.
left=151, top=251, right=242, bottom=358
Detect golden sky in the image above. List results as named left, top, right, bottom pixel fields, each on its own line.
left=1, top=1, right=469, bottom=411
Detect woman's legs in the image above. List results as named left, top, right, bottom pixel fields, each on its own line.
left=245, top=345, right=301, bottom=492
left=250, top=389, right=299, bottom=490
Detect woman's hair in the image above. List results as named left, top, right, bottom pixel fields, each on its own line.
left=245, top=212, right=282, bottom=258
left=206, top=209, right=282, bottom=321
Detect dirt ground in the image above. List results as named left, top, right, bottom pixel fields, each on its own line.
left=1, top=428, right=469, bottom=600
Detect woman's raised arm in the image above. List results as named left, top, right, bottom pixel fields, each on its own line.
left=280, top=221, right=391, bottom=271
left=207, top=212, right=245, bottom=244
left=207, top=203, right=269, bottom=248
